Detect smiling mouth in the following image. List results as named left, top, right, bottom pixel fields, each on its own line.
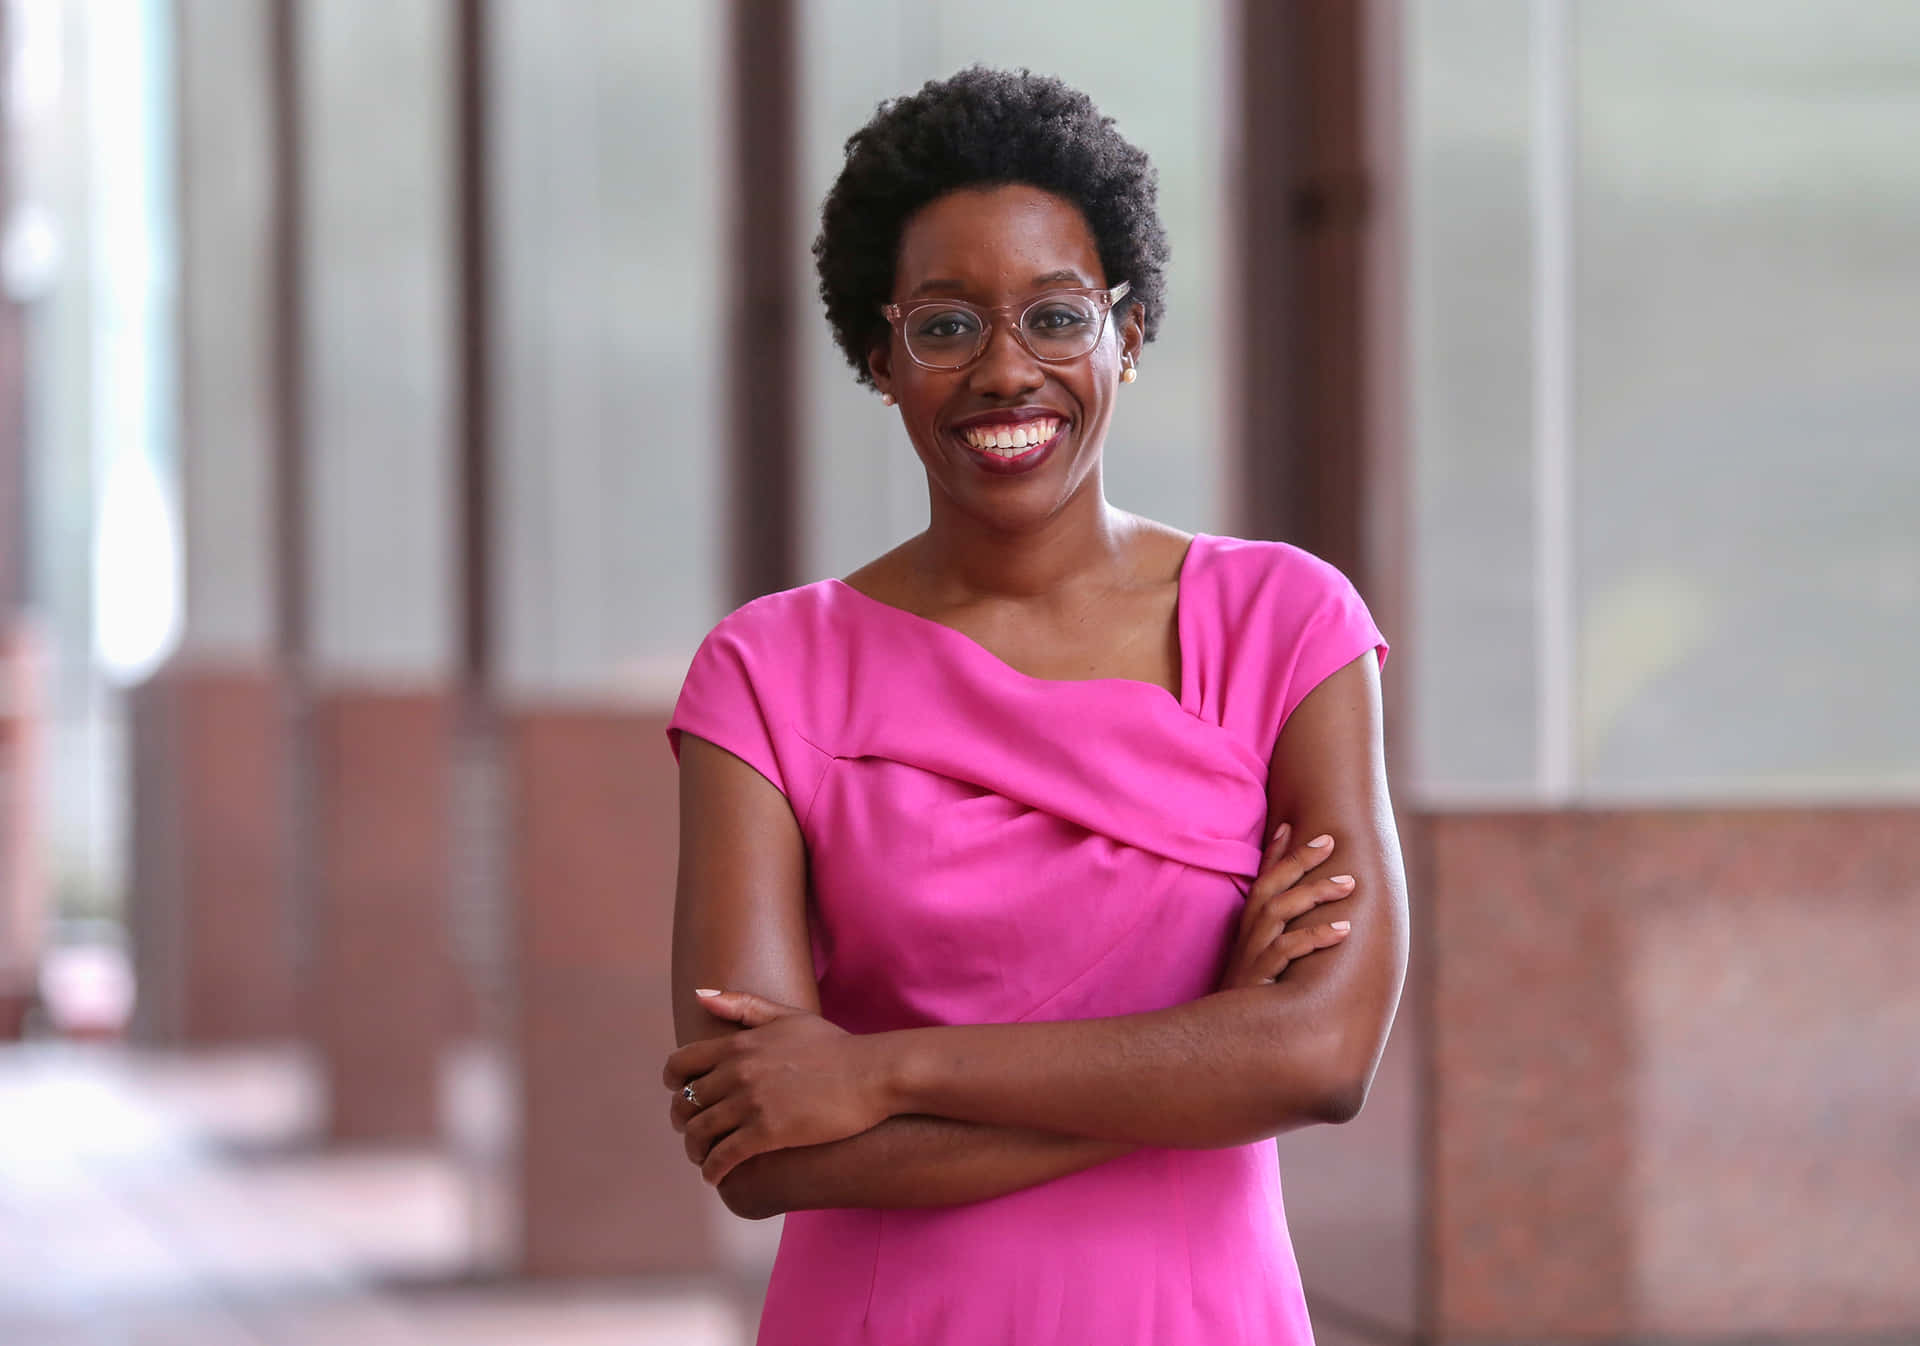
left=953, top=416, right=1065, bottom=459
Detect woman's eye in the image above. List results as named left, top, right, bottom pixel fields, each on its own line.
left=1027, top=304, right=1091, bottom=331
left=915, top=310, right=980, bottom=340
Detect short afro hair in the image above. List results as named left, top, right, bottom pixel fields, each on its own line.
left=814, top=66, right=1170, bottom=389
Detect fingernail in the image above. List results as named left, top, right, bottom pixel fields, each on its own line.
left=1269, top=822, right=1291, bottom=845
left=1329, top=874, right=1354, bottom=886
left=694, top=988, right=721, bottom=998
left=1331, top=921, right=1351, bottom=931
left=1308, top=834, right=1333, bottom=849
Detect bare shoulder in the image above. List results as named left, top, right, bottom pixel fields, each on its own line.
left=1116, top=512, right=1195, bottom=586
left=840, top=536, right=926, bottom=608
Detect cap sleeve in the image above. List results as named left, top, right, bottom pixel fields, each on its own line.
left=1278, top=558, right=1390, bottom=732
left=669, top=584, right=853, bottom=818
left=668, top=622, right=789, bottom=796
left=1183, top=536, right=1390, bottom=755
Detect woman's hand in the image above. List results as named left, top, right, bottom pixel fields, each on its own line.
left=664, top=991, right=896, bottom=1186
left=1218, top=824, right=1354, bottom=991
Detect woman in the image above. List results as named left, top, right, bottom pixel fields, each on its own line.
left=664, top=67, right=1407, bottom=1345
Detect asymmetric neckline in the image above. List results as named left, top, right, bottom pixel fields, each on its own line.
left=826, top=532, right=1209, bottom=715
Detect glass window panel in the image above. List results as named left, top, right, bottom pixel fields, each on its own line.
left=492, top=0, right=724, bottom=695
left=1408, top=0, right=1540, bottom=797
left=302, top=0, right=456, bottom=677
left=301, top=0, right=456, bottom=677
left=1574, top=0, right=1920, bottom=796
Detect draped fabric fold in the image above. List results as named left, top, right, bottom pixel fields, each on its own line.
left=833, top=593, right=1270, bottom=878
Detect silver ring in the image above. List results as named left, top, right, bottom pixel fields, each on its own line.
left=682, top=1082, right=699, bottom=1108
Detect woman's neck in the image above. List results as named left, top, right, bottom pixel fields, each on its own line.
left=913, top=491, right=1140, bottom=606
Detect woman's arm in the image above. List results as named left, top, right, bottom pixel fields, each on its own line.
left=673, top=651, right=1409, bottom=1182
left=895, top=647, right=1408, bottom=1138
left=704, top=1117, right=1131, bottom=1220
left=671, top=734, right=1130, bottom=1218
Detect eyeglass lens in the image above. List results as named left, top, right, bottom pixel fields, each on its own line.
left=905, top=294, right=1108, bottom=368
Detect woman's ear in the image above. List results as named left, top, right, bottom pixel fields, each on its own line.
left=867, top=341, right=894, bottom=401
left=1119, top=301, right=1146, bottom=370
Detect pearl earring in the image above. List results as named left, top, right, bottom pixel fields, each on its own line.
left=1120, top=364, right=1137, bottom=384
left=881, top=392, right=896, bottom=406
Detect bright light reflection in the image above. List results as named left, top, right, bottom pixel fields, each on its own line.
left=87, top=0, right=179, bottom=685
left=93, top=452, right=180, bottom=683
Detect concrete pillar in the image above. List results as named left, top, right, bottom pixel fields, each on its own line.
left=1421, top=808, right=1920, bottom=1341
left=298, top=0, right=457, bottom=1144
left=484, top=0, right=729, bottom=1274
left=127, top=665, right=291, bottom=1043
left=126, top=0, right=294, bottom=1045
left=0, top=622, right=42, bottom=1040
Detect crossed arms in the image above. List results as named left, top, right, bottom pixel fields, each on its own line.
left=666, top=650, right=1408, bottom=1220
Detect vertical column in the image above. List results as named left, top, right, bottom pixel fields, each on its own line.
left=125, top=0, right=293, bottom=1044
left=1234, top=0, right=1388, bottom=589
left=1236, top=4, right=1421, bottom=1344
left=297, top=0, right=457, bottom=1143
left=1233, top=0, right=1305, bottom=548
left=727, top=0, right=799, bottom=605
left=443, top=0, right=513, bottom=1268
left=0, top=0, right=41, bottom=1036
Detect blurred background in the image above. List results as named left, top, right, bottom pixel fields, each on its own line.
left=0, top=1, right=1914, bottom=1343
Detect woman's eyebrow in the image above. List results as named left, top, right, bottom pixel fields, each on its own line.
left=907, top=277, right=971, bottom=298
left=906, top=269, right=1090, bottom=299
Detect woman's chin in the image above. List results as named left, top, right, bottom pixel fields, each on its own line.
left=942, top=460, right=1104, bottom=533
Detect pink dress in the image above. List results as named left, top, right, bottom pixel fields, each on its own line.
left=668, top=534, right=1388, bottom=1346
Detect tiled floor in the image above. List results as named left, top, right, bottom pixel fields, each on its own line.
left=0, top=1044, right=753, bottom=1346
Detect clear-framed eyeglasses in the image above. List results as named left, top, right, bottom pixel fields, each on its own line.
left=881, top=281, right=1132, bottom=371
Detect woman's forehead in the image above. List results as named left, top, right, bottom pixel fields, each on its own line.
left=894, top=184, right=1103, bottom=298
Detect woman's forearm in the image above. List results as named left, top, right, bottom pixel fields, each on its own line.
left=878, top=982, right=1378, bottom=1149
left=875, top=790, right=1409, bottom=1151
left=717, top=1115, right=1132, bottom=1219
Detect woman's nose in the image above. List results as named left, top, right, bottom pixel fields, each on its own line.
left=966, top=318, right=1044, bottom=397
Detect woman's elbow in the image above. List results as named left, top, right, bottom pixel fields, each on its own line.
left=1307, top=1073, right=1371, bottom=1125
left=716, top=1161, right=788, bottom=1221
left=1275, top=1026, right=1387, bottom=1128
left=1242, top=1071, right=1367, bottom=1139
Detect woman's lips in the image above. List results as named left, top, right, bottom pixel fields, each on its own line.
left=950, top=415, right=1067, bottom=476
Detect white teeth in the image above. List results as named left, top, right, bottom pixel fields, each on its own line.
left=961, top=418, right=1060, bottom=454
